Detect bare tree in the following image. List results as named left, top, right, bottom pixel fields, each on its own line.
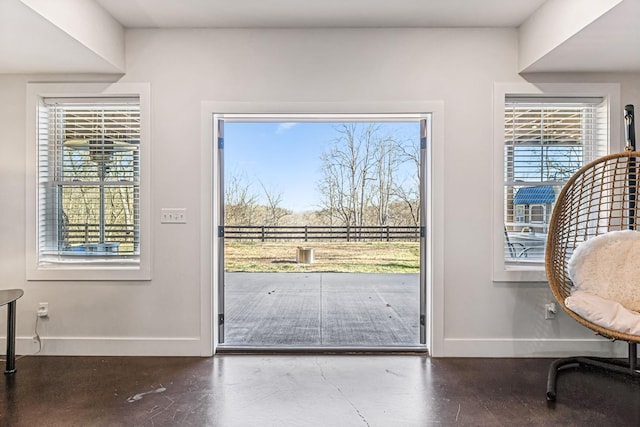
left=318, top=147, right=353, bottom=226
left=392, top=141, right=421, bottom=226
left=372, top=136, right=403, bottom=225
left=258, top=180, right=291, bottom=226
left=224, top=172, right=258, bottom=225
left=318, top=123, right=380, bottom=227
left=391, top=184, right=420, bottom=226
left=317, top=123, right=421, bottom=228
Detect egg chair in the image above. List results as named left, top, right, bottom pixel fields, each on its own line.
left=545, top=105, right=640, bottom=401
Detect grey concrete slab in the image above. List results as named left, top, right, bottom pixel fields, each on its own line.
left=223, top=272, right=420, bottom=347
left=224, top=273, right=322, bottom=345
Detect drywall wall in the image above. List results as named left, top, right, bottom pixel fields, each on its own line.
left=1, top=28, right=639, bottom=356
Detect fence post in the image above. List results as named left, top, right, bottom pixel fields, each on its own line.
left=304, top=225, right=308, bottom=242
left=386, top=225, right=390, bottom=242
left=346, top=225, right=350, bottom=242
left=261, top=226, right=265, bottom=242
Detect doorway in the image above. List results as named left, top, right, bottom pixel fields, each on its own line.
left=215, top=114, right=430, bottom=350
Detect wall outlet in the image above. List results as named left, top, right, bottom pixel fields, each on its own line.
left=544, top=302, right=557, bottom=320
left=38, top=302, right=49, bottom=317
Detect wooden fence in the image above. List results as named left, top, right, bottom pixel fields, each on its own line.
left=223, top=225, right=420, bottom=242
left=65, top=223, right=136, bottom=244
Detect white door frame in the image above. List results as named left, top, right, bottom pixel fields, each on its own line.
left=199, top=101, right=445, bottom=356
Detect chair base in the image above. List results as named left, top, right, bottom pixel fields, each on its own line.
left=547, top=342, right=639, bottom=401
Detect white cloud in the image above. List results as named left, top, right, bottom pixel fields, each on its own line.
left=276, top=122, right=298, bottom=133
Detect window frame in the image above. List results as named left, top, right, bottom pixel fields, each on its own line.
left=26, top=83, right=151, bottom=281
left=492, top=83, right=620, bottom=282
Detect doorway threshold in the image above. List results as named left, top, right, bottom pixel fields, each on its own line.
left=216, top=345, right=429, bottom=355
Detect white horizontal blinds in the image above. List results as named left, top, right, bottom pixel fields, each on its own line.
left=37, top=98, right=59, bottom=258
left=503, top=96, right=607, bottom=266
left=39, top=97, right=140, bottom=262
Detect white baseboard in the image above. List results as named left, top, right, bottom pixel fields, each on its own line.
left=434, top=338, right=629, bottom=358
left=6, top=336, right=630, bottom=358
left=11, top=336, right=203, bottom=357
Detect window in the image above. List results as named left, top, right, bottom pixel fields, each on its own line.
left=493, top=83, right=620, bottom=281
left=27, top=83, right=150, bottom=280
left=503, top=97, right=607, bottom=266
left=39, top=98, right=140, bottom=259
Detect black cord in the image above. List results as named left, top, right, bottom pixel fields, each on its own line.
left=0, top=313, right=43, bottom=362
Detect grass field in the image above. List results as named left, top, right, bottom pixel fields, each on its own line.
left=224, top=241, right=420, bottom=273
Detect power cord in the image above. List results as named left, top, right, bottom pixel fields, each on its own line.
left=32, top=313, right=43, bottom=355
left=0, top=313, right=42, bottom=362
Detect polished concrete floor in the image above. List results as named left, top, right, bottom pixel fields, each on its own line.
left=224, top=273, right=420, bottom=347
left=2, top=355, right=640, bottom=426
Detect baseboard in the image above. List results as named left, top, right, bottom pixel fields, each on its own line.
left=434, top=338, right=629, bottom=358
left=11, top=336, right=203, bottom=357
left=7, top=336, right=629, bottom=358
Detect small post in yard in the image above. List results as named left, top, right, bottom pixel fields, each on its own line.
left=296, top=246, right=315, bottom=264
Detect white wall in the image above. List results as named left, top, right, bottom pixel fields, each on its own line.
left=1, top=28, right=639, bottom=356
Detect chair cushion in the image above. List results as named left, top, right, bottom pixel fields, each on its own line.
left=567, top=229, right=640, bottom=311
left=565, top=290, right=640, bottom=335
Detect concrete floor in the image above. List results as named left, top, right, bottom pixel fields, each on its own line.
left=2, top=355, right=640, bottom=426
left=223, top=272, right=420, bottom=347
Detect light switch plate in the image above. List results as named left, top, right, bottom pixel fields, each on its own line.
left=161, top=208, right=187, bottom=224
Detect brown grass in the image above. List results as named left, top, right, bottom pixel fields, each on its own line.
left=224, top=241, right=420, bottom=273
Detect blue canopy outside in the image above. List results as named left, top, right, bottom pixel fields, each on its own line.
left=513, top=185, right=555, bottom=205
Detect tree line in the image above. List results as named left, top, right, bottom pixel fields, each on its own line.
left=224, top=123, right=420, bottom=227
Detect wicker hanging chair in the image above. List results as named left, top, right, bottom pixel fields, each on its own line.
left=545, top=105, right=639, bottom=401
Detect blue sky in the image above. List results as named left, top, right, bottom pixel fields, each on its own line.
left=224, top=121, right=420, bottom=212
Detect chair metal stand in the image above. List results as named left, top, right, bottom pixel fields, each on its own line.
left=546, top=342, right=639, bottom=401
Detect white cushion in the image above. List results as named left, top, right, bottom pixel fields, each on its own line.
left=565, top=290, right=640, bottom=335
left=567, top=229, right=640, bottom=311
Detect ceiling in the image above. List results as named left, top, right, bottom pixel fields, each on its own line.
left=523, top=0, right=640, bottom=72
left=93, top=0, right=547, bottom=28
left=0, top=0, right=122, bottom=73
left=1, top=0, right=638, bottom=74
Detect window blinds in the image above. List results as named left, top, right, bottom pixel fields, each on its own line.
left=503, top=96, right=608, bottom=266
left=38, top=98, right=141, bottom=263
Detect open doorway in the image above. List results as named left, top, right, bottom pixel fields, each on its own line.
left=215, top=115, right=429, bottom=350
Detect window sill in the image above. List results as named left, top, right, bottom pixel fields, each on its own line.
left=26, top=263, right=151, bottom=281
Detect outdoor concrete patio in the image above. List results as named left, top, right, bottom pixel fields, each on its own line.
left=223, top=272, right=421, bottom=347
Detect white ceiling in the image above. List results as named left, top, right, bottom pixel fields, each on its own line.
left=93, top=0, right=547, bottom=28
left=1, top=0, right=638, bottom=74
left=523, top=0, right=640, bottom=72
left=0, top=0, right=122, bottom=73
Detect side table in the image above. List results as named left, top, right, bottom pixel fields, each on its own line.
left=0, top=289, right=24, bottom=374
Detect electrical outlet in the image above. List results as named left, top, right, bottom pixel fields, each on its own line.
left=544, top=302, right=557, bottom=320
left=38, top=302, right=49, bottom=317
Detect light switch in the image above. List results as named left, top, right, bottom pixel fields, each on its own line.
left=161, top=208, right=187, bottom=224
